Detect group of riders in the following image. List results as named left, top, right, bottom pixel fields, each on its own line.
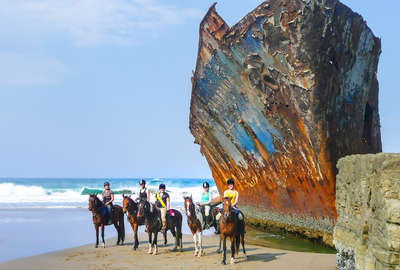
left=101, top=178, right=241, bottom=233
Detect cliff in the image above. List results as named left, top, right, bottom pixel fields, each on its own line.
left=334, top=154, right=400, bottom=270
left=189, top=0, right=381, bottom=243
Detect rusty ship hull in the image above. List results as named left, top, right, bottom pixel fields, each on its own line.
left=189, top=0, right=381, bottom=243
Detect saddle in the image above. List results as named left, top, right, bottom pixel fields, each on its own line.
left=102, top=205, right=113, bottom=225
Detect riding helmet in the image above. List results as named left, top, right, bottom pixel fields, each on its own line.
left=203, top=182, right=210, bottom=188
left=104, top=181, right=110, bottom=186
left=159, top=184, right=166, bottom=190
left=139, top=179, right=146, bottom=185
left=227, top=178, right=234, bottom=186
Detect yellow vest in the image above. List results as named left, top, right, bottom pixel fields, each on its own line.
left=224, top=190, right=238, bottom=205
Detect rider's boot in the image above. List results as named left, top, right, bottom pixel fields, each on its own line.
left=215, top=221, right=220, bottom=234
left=204, top=215, right=210, bottom=229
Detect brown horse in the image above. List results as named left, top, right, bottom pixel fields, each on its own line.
left=184, top=195, right=204, bottom=256
left=122, top=195, right=144, bottom=250
left=137, top=200, right=183, bottom=255
left=88, top=194, right=125, bottom=248
left=218, top=197, right=246, bottom=265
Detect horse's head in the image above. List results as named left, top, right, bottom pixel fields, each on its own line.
left=122, top=194, right=131, bottom=214
left=88, top=194, right=99, bottom=211
left=183, top=195, right=195, bottom=217
left=137, top=199, right=149, bottom=218
left=222, top=197, right=233, bottom=220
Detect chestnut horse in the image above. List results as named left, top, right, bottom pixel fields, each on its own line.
left=219, top=197, right=246, bottom=265
left=137, top=200, right=183, bottom=255
left=122, top=195, right=144, bottom=250
left=88, top=194, right=125, bottom=248
left=184, top=195, right=204, bottom=256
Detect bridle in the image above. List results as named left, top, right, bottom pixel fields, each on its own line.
left=89, top=195, right=102, bottom=218
left=222, top=198, right=234, bottom=222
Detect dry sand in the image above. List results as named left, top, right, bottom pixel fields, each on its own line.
left=0, top=233, right=336, bottom=270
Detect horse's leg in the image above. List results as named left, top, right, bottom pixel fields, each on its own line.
left=198, top=231, right=203, bottom=257
left=152, top=231, right=158, bottom=255
left=133, top=223, right=139, bottom=250
left=148, top=232, right=153, bottom=254
left=235, top=234, right=240, bottom=258
left=192, top=231, right=198, bottom=256
left=95, top=224, right=99, bottom=248
left=217, top=235, right=222, bottom=253
left=114, top=222, right=120, bottom=245
left=221, top=234, right=227, bottom=265
left=163, top=230, right=167, bottom=247
left=242, top=233, right=247, bottom=259
left=170, top=227, right=177, bottom=251
left=230, top=235, right=236, bottom=264
left=101, top=224, right=105, bottom=248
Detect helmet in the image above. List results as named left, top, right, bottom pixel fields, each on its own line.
left=104, top=181, right=110, bottom=186
left=159, top=184, right=166, bottom=190
left=227, top=178, right=234, bottom=186
left=203, top=182, right=210, bottom=188
left=139, top=179, right=146, bottom=185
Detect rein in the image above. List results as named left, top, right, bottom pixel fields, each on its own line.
left=185, top=199, right=199, bottom=226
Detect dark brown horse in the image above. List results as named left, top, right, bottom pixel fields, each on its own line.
left=88, top=194, right=125, bottom=248
left=218, top=197, right=246, bottom=265
left=122, top=195, right=144, bottom=250
left=184, top=195, right=204, bottom=256
left=137, top=200, right=183, bottom=254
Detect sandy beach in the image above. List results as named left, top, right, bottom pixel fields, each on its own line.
left=0, top=232, right=336, bottom=270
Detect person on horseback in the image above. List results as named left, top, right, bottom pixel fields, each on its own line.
left=199, top=181, right=213, bottom=229
left=137, top=179, right=150, bottom=201
left=215, top=178, right=243, bottom=234
left=102, top=181, right=114, bottom=224
left=155, top=183, right=170, bottom=232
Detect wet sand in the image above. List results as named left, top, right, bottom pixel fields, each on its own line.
left=0, top=233, right=336, bottom=270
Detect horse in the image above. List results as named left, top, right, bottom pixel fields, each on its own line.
left=122, top=195, right=144, bottom=250
left=183, top=195, right=204, bottom=256
left=88, top=194, right=125, bottom=248
left=137, top=200, right=183, bottom=254
left=218, top=197, right=246, bottom=265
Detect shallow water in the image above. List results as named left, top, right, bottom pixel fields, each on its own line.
left=245, top=225, right=336, bottom=254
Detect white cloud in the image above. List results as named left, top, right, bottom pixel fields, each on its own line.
left=0, top=52, right=68, bottom=85
left=0, top=0, right=202, bottom=46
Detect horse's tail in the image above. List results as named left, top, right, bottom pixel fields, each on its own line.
left=120, top=211, right=125, bottom=241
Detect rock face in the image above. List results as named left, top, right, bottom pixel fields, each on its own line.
left=334, top=154, right=400, bottom=270
left=189, top=0, right=381, bottom=242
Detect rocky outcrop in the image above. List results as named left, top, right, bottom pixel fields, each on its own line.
left=334, top=154, right=400, bottom=270
left=189, top=0, right=381, bottom=243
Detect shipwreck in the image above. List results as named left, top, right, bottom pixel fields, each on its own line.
left=189, top=0, right=381, bottom=244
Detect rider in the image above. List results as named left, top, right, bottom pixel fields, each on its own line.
left=215, top=178, right=243, bottom=233
left=102, top=181, right=114, bottom=224
left=137, top=179, right=150, bottom=201
left=155, top=183, right=170, bottom=232
left=199, top=181, right=213, bottom=229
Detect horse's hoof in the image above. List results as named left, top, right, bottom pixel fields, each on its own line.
left=103, top=244, right=105, bottom=248
left=194, top=251, right=198, bottom=256
left=230, top=258, right=235, bottom=264
left=95, top=245, right=98, bottom=248
left=243, top=254, right=248, bottom=260
left=217, top=249, right=222, bottom=254
left=221, top=261, right=226, bottom=265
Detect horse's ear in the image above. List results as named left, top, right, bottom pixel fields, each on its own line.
left=128, top=194, right=131, bottom=198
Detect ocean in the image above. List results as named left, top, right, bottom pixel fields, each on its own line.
left=0, top=178, right=216, bottom=262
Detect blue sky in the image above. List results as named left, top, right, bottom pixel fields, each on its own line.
left=0, top=0, right=398, bottom=178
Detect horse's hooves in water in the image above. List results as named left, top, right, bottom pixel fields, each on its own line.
left=221, top=261, right=226, bottom=265
left=230, top=258, right=235, bottom=264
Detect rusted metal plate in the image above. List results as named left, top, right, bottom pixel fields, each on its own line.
left=189, top=0, right=381, bottom=240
